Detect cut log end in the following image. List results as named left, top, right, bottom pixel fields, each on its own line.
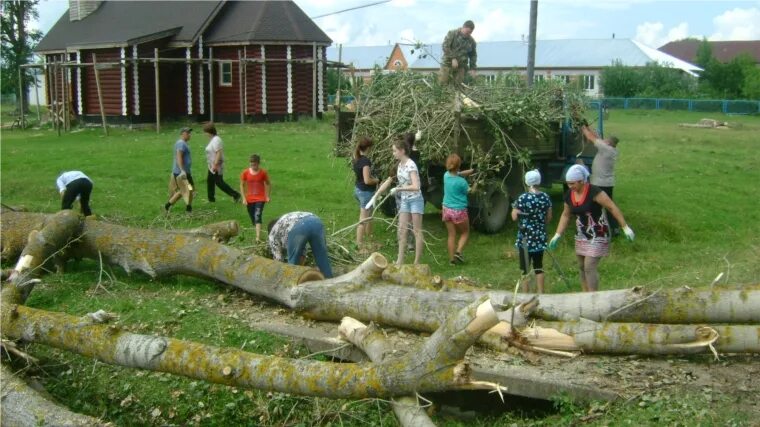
left=297, top=269, right=325, bottom=284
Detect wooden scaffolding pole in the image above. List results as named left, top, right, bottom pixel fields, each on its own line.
left=312, top=43, right=317, bottom=119
left=62, top=51, right=70, bottom=132
left=92, top=53, right=108, bottom=136
left=209, top=47, right=214, bottom=122
left=34, top=67, right=41, bottom=123
left=52, top=61, right=60, bottom=136
left=336, top=44, right=343, bottom=110
left=17, top=67, right=25, bottom=129
left=238, top=49, right=244, bottom=124
left=154, top=48, right=161, bottom=134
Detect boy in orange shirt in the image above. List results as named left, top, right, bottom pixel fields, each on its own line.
left=240, top=154, right=271, bottom=241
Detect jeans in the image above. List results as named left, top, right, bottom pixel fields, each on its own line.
left=287, top=216, right=333, bottom=278
left=207, top=170, right=240, bottom=202
left=246, top=201, right=266, bottom=224
left=61, top=178, right=93, bottom=216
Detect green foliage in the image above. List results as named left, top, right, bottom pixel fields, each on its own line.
left=601, top=60, right=697, bottom=98
left=695, top=37, right=712, bottom=69
left=346, top=71, right=587, bottom=189
left=700, top=54, right=757, bottom=99
left=0, top=0, right=42, bottom=108
left=326, top=67, right=352, bottom=96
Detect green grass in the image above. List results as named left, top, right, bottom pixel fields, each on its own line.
left=1, top=110, right=759, bottom=425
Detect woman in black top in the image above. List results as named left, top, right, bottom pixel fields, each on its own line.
left=548, top=165, right=635, bottom=292
left=352, top=137, right=379, bottom=249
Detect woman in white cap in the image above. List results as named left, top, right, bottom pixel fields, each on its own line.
left=511, top=169, right=552, bottom=293
left=548, top=164, right=634, bottom=292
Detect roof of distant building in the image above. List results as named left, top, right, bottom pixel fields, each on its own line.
left=326, top=44, right=416, bottom=69
left=408, top=39, right=701, bottom=75
left=659, top=39, right=760, bottom=64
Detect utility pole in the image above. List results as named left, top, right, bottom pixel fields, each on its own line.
left=526, top=0, right=538, bottom=87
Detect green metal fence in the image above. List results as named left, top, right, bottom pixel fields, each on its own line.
left=603, top=97, right=760, bottom=115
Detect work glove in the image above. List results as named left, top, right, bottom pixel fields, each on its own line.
left=622, top=225, right=635, bottom=241
left=364, top=193, right=379, bottom=210
left=548, top=233, right=561, bottom=250
left=451, top=59, right=459, bottom=69
left=389, top=187, right=398, bottom=196
left=415, top=130, right=422, bottom=141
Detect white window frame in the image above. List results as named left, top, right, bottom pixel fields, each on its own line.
left=219, top=61, right=233, bottom=87
left=583, top=75, right=595, bottom=90
left=484, top=74, right=496, bottom=84
left=554, top=74, right=570, bottom=84
left=392, top=59, right=403, bottom=68
left=534, top=74, right=545, bottom=83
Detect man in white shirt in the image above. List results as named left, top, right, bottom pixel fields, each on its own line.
left=56, top=171, right=93, bottom=216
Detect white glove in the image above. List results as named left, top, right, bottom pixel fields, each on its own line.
left=364, top=194, right=378, bottom=210
left=389, top=187, right=398, bottom=196
left=415, top=130, right=422, bottom=141
left=623, top=225, right=635, bottom=241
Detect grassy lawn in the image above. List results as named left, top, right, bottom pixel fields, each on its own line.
left=1, top=109, right=759, bottom=425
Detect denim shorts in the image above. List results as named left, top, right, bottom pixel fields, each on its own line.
left=398, top=194, right=425, bottom=214
left=354, top=188, right=375, bottom=208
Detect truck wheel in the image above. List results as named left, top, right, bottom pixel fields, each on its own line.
left=471, top=186, right=510, bottom=234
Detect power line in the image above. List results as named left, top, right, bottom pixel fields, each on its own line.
left=309, top=0, right=391, bottom=19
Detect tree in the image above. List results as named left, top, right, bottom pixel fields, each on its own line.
left=0, top=0, right=42, bottom=111
left=695, top=37, right=713, bottom=69
left=600, top=60, right=642, bottom=97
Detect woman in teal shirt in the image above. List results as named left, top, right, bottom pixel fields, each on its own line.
left=442, top=154, right=474, bottom=265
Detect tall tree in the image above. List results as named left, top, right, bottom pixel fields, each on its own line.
left=1, top=0, right=42, bottom=112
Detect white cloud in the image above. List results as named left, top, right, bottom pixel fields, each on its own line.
left=710, top=7, right=760, bottom=40
left=473, top=8, right=526, bottom=42
left=390, top=0, right=416, bottom=7
left=634, top=21, right=689, bottom=48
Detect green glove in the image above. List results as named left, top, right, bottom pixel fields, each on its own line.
left=548, top=233, right=561, bottom=250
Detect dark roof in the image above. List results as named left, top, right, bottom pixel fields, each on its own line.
left=36, top=1, right=222, bottom=52
left=204, top=1, right=331, bottom=44
left=36, top=1, right=331, bottom=53
left=659, top=39, right=760, bottom=64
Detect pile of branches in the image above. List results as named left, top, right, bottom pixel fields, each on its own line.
left=342, top=72, right=588, bottom=188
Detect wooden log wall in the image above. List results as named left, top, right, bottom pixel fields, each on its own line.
left=212, top=47, right=242, bottom=114
left=265, top=45, right=288, bottom=115
left=245, top=46, right=263, bottom=115
left=291, top=45, right=314, bottom=115
left=82, top=48, right=122, bottom=115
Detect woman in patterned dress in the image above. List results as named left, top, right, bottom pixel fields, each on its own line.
left=511, top=169, right=552, bottom=293
left=548, top=165, right=635, bottom=292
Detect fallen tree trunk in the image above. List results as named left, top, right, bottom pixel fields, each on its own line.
left=522, top=319, right=760, bottom=355
left=340, top=317, right=437, bottom=427
left=0, top=291, right=500, bottom=398
left=2, top=213, right=759, bottom=328
left=0, top=364, right=109, bottom=427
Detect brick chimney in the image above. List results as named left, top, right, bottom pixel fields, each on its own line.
left=69, top=0, right=103, bottom=21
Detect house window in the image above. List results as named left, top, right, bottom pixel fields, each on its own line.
left=583, top=75, right=595, bottom=90
left=484, top=74, right=496, bottom=84
left=554, top=74, right=570, bottom=84
left=219, top=61, right=232, bottom=86
left=534, top=74, right=545, bottom=83
left=392, top=59, right=403, bottom=68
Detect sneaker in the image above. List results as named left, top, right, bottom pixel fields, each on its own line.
left=450, top=260, right=457, bottom=266
left=164, top=202, right=172, bottom=212
left=454, top=252, right=465, bottom=263
left=186, top=205, right=192, bottom=213
left=233, top=195, right=241, bottom=204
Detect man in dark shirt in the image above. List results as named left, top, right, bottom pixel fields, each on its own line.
left=439, top=20, right=477, bottom=85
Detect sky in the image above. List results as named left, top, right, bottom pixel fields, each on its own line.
left=33, top=0, right=760, bottom=48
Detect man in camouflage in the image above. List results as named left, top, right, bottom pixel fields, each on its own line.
left=439, top=20, right=477, bottom=85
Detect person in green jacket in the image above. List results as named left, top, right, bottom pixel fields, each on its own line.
left=439, top=20, right=477, bottom=85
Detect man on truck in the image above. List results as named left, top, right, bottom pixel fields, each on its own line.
left=439, top=20, right=477, bottom=86
left=581, top=125, right=620, bottom=234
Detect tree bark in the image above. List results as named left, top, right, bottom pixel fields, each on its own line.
left=0, top=364, right=110, bottom=427
left=339, top=317, right=437, bottom=427
left=1, top=295, right=500, bottom=398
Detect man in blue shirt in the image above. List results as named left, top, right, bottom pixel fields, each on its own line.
left=165, top=127, right=194, bottom=213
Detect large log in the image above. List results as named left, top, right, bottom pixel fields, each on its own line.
left=340, top=317, right=437, bottom=427
left=0, top=364, right=109, bottom=427
left=0, top=293, right=500, bottom=398
left=524, top=319, right=760, bottom=355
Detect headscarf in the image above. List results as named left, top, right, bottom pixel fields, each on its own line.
left=565, top=164, right=590, bottom=182
left=524, top=169, right=541, bottom=186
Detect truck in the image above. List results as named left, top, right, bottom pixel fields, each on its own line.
left=336, top=100, right=604, bottom=233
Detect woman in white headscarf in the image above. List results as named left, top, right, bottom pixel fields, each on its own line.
left=548, top=164, right=634, bottom=292
left=511, top=169, right=552, bottom=293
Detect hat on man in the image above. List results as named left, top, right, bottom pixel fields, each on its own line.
left=180, top=127, right=193, bottom=134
